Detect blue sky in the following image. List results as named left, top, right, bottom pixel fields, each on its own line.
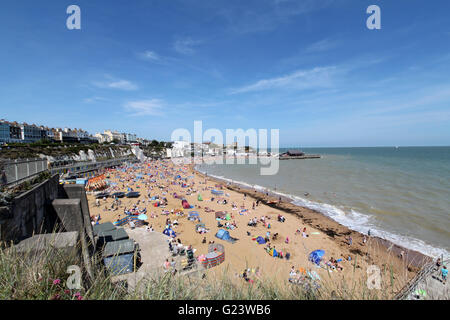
left=1, top=0, right=449, bottom=147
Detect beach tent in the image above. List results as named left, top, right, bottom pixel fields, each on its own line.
left=215, top=229, right=231, bottom=241
left=309, top=250, right=325, bottom=265
left=181, top=199, right=192, bottom=209
left=269, top=248, right=278, bottom=257
left=215, top=229, right=238, bottom=243
left=163, top=227, right=176, bottom=238
left=215, top=211, right=226, bottom=219
left=225, top=213, right=231, bottom=221
left=256, top=236, right=266, bottom=244
left=198, top=194, right=203, bottom=201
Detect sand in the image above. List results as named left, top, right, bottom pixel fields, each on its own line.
left=86, top=159, right=429, bottom=296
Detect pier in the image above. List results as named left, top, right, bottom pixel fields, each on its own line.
left=278, top=154, right=321, bottom=160
left=278, top=149, right=321, bottom=160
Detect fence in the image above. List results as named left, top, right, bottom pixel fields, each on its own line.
left=394, top=258, right=449, bottom=300
left=0, top=158, right=48, bottom=187
left=49, top=156, right=137, bottom=177
left=1, top=156, right=137, bottom=188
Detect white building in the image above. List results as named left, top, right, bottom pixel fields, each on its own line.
left=94, top=133, right=111, bottom=144
left=170, top=140, right=191, bottom=158
left=124, top=133, right=137, bottom=143
left=104, top=130, right=124, bottom=144
left=20, top=123, right=41, bottom=143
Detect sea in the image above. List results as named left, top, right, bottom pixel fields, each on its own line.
left=196, top=147, right=450, bottom=259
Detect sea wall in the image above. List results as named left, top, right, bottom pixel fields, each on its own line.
left=0, top=175, right=95, bottom=280
left=0, top=175, right=94, bottom=248
left=0, top=174, right=60, bottom=243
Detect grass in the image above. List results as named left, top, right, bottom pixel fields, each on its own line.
left=0, top=236, right=319, bottom=300
left=0, top=233, right=429, bottom=300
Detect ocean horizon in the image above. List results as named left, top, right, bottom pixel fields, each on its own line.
left=197, top=146, right=450, bottom=259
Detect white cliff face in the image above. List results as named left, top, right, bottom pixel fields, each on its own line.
left=38, top=154, right=55, bottom=163
left=131, top=146, right=147, bottom=162
left=77, top=150, right=89, bottom=162
left=37, top=146, right=134, bottom=167
left=87, top=149, right=96, bottom=162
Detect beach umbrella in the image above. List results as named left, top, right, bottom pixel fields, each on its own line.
left=309, top=250, right=325, bottom=265
left=138, top=214, right=148, bottom=221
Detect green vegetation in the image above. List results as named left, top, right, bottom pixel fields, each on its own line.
left=0, top=143, right=131, bottom=160
left=0, top=234, right=409, bottom=300
left=142, top=140, right=171, bottom=158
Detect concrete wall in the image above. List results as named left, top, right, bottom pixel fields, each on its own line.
left=0, top=174, right=60, bottom=243
left=0, top=175, right=96, bottom=281
left=60, top=184, right=95, bottom=246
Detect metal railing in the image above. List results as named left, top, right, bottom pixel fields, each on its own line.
left=0, top=156, right=137, bottom=187
left=49, top=156, right=137, bottom=177
left=394, top=258, right=449, bottom=300
left=0, top=158, right=48, bottom=187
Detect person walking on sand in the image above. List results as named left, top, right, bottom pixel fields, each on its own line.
left=435, top=258, right=442, bottom=271
left=441, top=266, right=448, bottom=284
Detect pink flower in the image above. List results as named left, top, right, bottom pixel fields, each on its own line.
left=53, top=279, right=61, bottom=285
left=77, top=295, right=83, bottom=300
left=64, top=290, right=70, bottom=294
left=51, top=294, right=61, bottom=300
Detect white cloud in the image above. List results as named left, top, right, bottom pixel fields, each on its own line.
left=173, top=38, right=202, bottom=55
left=230, top=66, right=337, bottom=94
left=140, top=50, right=160, bottom=61
left=215, top=0, right=337, bottom=35
left=93, top=76, right=138, bottom=91
left=124, top=99, right=165, bottom=116
left=83, top=97, right=109, bottom=103
left=305, top=38, right=339, bottom=53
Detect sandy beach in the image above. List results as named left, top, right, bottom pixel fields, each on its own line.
left=87, top=158, right=430, bottom=297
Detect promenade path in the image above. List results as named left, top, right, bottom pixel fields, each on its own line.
left=401, top=259, right=449, bottom=300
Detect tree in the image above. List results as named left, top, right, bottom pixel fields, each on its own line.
left=150, top=140, right=159, bottom=147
